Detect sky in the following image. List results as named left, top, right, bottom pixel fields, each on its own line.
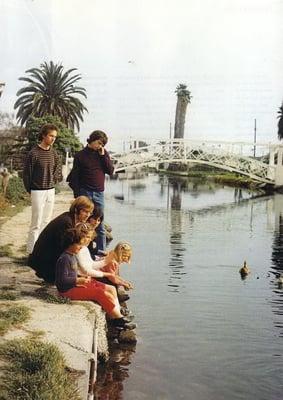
left=1, top=0, right=283, bottom=150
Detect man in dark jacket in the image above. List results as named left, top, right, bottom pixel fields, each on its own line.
left=67, top=130, right=114, bottom=252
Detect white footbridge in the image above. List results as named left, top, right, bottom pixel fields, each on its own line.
left=111, top=139, right=283, bottom=187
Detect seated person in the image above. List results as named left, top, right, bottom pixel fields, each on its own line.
left=29, top=196, right=94, bottom=283
left=55, top=223, right=136, bottom=330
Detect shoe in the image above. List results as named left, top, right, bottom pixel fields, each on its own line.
left=121, top=307, right=132, bottom=317
left=122, top=322, right=137, bottom=331
left=118, top=293, right=130, bottom=302
left=110, top=317, right=136, bottom=328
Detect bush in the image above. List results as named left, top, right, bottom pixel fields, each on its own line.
left=5, top=176, right=27, bottom=203
left=0, top=338, right=81, bottom=400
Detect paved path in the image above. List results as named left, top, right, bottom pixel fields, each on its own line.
left=0, top=190, right=74, bottom=257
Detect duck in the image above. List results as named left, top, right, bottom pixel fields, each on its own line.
left=239, top=261, right=250, bottom=276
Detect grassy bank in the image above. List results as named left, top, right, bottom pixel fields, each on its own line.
left=158, top=166, right=266, bottom=191
left=0, top=338, right=81, bottom=400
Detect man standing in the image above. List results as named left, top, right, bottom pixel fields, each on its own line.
left=67, top=130, right=114, bottom=252
left=23, top=124, right=62, bottom=254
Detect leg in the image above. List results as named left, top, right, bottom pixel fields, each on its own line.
left=60, top=280, right=120, bottom=317
left=79, top=188, right=106, bottom=252
left=91, top=191, right=106, bottom=252
left=40, top=188, right=55, bottom=231
left=26, top=190, right=46, bottom=254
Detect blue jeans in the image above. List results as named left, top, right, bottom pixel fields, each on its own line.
left=79, top=188, right=106, bottom=251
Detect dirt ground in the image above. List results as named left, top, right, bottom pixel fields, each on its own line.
left=0, top=190, right=74, bottom=257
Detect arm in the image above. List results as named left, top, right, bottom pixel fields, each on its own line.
left=76, top=247, right=107, bottom=278
left=99, top=149, right=114, bottom=176
left=106, top=274, right=134, bottom=289
left=55, top=256, right=77, bottom=291
left=22, top=151, right=34, bottom=193
left=67, top=155, right=81, bottom=197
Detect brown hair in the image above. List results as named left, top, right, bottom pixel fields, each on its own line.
left=63, top=223, right=93, bottom=248
left=87, top=130, right=108, bottom=146
left=39, top=124, right=58, bottom=140
left=69, top=196, right=94, bottom=218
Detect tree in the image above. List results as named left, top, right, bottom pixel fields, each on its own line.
left=174, top=83, right=192, bottom=139
left=278, top=102, right=283, bottom=140
left=14, top=61, right=88, bottom=131
left=25, top=114, right=83, bottom=160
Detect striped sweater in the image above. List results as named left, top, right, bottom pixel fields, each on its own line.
left=23, top=145, right=62, bottom=192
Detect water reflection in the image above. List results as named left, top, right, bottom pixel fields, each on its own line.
left=94, top=343, right=136, bottom=400
left=270, top=195, right=283, bottom=337
left=168, top=177, right=187, bottom=292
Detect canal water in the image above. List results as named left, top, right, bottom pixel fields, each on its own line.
left=95, top=173, right=283, bottom=400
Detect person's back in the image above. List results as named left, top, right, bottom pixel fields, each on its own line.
left=29, top=211, right=73, bottom=283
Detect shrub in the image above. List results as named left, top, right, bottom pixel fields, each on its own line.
left=5, top=176, right=27, bottom=203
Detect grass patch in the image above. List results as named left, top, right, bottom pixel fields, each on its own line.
left=0, top=303, right=30, bottom=336
left=0, top=285, right=18, bottom=301
left=0, top=244, right=13, bottom=258
left=0, top=338, right=81, bottom=400
left=0, top=291, right=18, bottom=301
left=21, top=287, right=71, bottom=304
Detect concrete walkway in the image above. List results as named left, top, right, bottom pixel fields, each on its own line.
left=0, top=190, right=108, bottom=399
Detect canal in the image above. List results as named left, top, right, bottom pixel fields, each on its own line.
left=94, top=173, right=283, bottom=400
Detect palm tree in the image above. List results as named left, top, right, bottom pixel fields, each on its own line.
left=278, top=102, right=283, bottom=140
left=14, top=61, right=88, bottom=131
left=174, top=83, right=192, bottom=139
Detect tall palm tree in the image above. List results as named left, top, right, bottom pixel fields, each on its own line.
left=174, top=83, right=192, bottom=139
left=278, top=102, right=283, bottom=140
left=14, top=61, right=88, bottom=131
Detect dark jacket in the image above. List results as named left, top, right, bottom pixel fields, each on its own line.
left=28, top=212, right=74, bottom=283
left=67, top=146, right=114, bottom=197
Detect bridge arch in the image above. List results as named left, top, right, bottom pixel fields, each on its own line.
left=112, top=139, right=283, bottom=186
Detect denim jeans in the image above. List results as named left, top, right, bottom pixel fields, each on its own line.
left=79, top=188, right=106, bottom=251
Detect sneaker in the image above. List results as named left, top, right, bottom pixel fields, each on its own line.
left=110, top=317, right=135, bottom=327
left=118, top=293, right=130, bottom=302
left=121, top=307, right=132, bottom=317
left=122, top=322, right=137, bottom=331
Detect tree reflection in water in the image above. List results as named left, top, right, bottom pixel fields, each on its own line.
left=271, top=201, right=283, bottom=337
left=93, top=343, right=136, bottom=400
left=168, top=177, right=187, bottom=292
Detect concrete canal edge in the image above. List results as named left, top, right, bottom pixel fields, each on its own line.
left=0, top=257, right=108, bottom=399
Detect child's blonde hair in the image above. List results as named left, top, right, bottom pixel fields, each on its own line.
left=113, top=241, right=132, bottom=264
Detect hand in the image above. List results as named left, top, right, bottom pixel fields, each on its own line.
left=98, top=146, right=105, bottom=155
left=123, top=280, right=134, bottom=290
left=76, top=276, right=91, bottom=288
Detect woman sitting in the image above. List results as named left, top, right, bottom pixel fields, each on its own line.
left=28, top=196, right=94, bottom=283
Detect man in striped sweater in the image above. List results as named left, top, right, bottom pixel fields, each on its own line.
left=23, top=124, right=62, bottom=254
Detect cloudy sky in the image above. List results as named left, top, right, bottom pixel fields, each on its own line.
left=1, top=0, right=283, bottom=149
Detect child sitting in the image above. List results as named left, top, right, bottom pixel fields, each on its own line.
left=100, top=241, right=134, bottom=290
left=55, top=223, right=136, bottom=330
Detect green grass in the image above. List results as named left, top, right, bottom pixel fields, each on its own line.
left=0, top=303, right=30, bottom=336
left=21, top=287, right=71, bottom=304
left=0, top=244, right=13, bottom=258
left=0, top=338, right=81, bottom=400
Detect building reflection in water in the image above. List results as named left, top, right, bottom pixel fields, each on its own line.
left=270, top=194, right=283, bottom=337
left=93, top=343, right=136, bottom=400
